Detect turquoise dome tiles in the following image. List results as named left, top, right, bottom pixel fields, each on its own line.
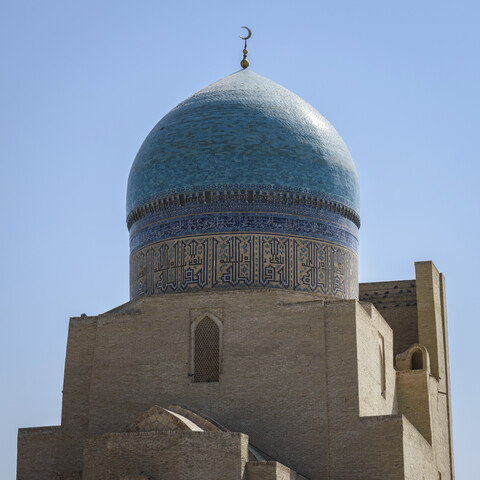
left=126, top=69, right=360, bottom=218
left=127, top=68, right=360, bottom=300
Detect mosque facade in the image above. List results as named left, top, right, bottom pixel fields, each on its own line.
left=17, top=55, right=454, bottom=479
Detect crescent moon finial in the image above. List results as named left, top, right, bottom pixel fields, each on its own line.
left=239, top=26, right=252, bottom=69
left=239, top=26, right=252, bottom=41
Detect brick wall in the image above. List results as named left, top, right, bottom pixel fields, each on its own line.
left=17, top=426, right=60, bottom=480
left=83, top=431, right=248, bottom=480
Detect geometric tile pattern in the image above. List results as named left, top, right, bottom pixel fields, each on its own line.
left=129, top=212, right=358, bottom=254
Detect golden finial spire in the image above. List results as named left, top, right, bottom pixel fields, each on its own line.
left=239, top=26, right=252, bottom=69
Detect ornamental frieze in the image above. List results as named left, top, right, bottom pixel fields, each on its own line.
left=130, top=233, right=358, bottom=300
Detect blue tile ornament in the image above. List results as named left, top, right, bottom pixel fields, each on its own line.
left=126, top=69, right=361, bottom=299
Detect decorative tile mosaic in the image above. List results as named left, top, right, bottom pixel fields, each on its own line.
left=130, top=212, right=358, bottom=254
left=130, top=233, right=358, bottom=300
left=127, top=187, right=360, bottom=231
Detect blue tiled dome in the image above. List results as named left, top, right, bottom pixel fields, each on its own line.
left=127, top=69, right=360, bottom=300
left=126, top=69, right=360, bottom=218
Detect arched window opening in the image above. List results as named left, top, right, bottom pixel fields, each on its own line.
left=411, top=350, right=423, bottom=370
left=194, top=316, right=220, bottom=383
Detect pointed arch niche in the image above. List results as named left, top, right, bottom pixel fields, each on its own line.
left=190, top=313, right=223, bottom=383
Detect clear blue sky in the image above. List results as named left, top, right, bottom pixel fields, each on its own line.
left=1, top=0, right=478, bottom=477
